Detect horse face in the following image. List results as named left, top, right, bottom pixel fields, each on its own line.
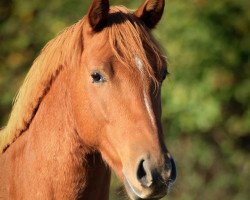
left=70, top=0, right=176, bottom=199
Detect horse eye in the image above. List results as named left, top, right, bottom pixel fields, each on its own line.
left=91, top=72, right=105, bottom=83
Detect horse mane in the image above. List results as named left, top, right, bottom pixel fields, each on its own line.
left=0, top=6, right=166, bottom=153
left=0, top=20, right=84, bottom=153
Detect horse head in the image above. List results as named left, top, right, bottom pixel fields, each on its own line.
left=69, top=0, right=176, bottom=199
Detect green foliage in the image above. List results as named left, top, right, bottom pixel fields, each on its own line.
left=0, top=0, right=249, bottom=199
left=158, top=1, right=250, bottom=199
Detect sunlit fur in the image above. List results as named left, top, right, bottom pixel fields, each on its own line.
left=0, top=21, right=84, bottom=153
left=0, top=6, right=165, bottom=153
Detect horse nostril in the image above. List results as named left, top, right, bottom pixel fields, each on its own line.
left=136, top=159, right=153, bottom=188
left=137, top=159, right=146, bottom=180
left=169, top=157, right=177, bottom=182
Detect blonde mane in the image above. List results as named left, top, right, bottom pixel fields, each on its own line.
left=0, top=6, right=166, bottom=153
left=0, top=20, right=84, bottom=152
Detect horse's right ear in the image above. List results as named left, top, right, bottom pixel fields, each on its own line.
left=88, top=0, right=110, bottom=31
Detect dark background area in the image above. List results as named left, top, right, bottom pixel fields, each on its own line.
left=0, top=0, right=249, bottom=199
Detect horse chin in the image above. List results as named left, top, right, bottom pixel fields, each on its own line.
left=124, top=178, right=166, bottom=200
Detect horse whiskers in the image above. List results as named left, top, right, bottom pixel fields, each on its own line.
left=157, top=176, right=175, bottom=192
left=117, top=186, right=128, bottom=200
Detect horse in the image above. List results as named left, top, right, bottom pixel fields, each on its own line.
left=0, top=0, right=176, bottom=199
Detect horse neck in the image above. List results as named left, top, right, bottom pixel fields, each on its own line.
left=7, top=67, right=111, bottom=199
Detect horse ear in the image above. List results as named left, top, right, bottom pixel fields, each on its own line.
left=88, top=0, right=110, bottom=31
left=134, top=0, right=165, bottom=29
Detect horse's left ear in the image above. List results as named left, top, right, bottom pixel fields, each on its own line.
left=88, top=0, right=110, bottom=31
left=134, top=0, right=165, bottom=29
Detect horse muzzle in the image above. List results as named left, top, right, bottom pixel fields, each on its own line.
left=123, top=156, right=177, bottom=200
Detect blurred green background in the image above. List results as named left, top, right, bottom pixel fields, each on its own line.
left=0, top=0, right=249, bottom=199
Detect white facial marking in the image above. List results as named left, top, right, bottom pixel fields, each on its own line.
left=135, top=56, right=156, bottom=129
left=135, top=56, right=144, bottom=74
left=143, top=91, right=155, bottom=128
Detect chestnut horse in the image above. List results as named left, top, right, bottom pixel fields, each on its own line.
left=0, top=0, right=176, bottom=199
